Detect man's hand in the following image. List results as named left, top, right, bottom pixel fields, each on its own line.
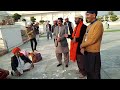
left=80, top=48, right=85, bottom=55
left=15, top=70, right=22, bottom=76
left=57, top=37, right=61, bottom=42
left=64, top=34, right=68, bottom=38
left=72, top=37, right=76, bottom=43
left=55, top=36, right=58, bottom=39
left=30, top=63, right=34, bottom=70
left=80, top=44, right=83, bottom=49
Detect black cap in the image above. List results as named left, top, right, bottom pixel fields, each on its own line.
left=86, top=11, right=98, bottom=16
left=58, top=17, right=63, bottom=22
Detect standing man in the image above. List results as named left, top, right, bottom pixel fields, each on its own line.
left=46, top=21, right=52, bottom=40
left=53, top=18, right=69, bottom=67
left=68, top=14, right=87, bottom=77
left=80, top=11, right=104, bottom=79
left=52, top=20, right=58, bottom=43
left=26, top=24, right=37, bottom=52
left=52, top=20, right=58, bottom=33
left=33, top=22, right=40, bottom=41
left=64, top=18, right=74, bottom=49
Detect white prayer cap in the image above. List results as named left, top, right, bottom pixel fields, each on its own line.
left=26, top=22, right=31, bottom=27
left=46, top=20, right=50, bottom=23
left=27, top=22, right=31, bottom=26
left=75, top=14, right=83, bottom=19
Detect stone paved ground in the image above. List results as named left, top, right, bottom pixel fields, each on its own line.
left=0, top=32, right=120, bottom=79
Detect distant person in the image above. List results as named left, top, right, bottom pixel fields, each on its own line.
left=64, top=18, right=74, bottom=49
left=53, top=18, right=69, bottom=67
left=11, top=47, right=34, bottom=76
left=34, top=22, right=40, bottom=41
left=80, top=11, right=104, bottom=79
left=52, top=20, right=58, bottom=42
left=106, top=21, right=109, bottom=29
left=26, top=24, right=37, bottom=52
left=46, top=21, right=52, bottom=40
left=52, top=20, right=58, bottom=33
left=107, top=23, right=109, bottom=29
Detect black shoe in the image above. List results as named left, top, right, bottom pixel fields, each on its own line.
left=34, top=49, right=37, bottom=51
left=65, top=65, right=68, bottom=68
left=11, top=71, right=13, bottom=76
left=57, top=64, right=62, bottom=67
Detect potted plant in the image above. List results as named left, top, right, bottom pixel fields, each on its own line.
left=12, top=13, right=21, bottom=22
left=30, top=17, right=36, bottom=23
left=39, top=20, right=45, bottom=25
left=22, top=19, right=26, bottom=22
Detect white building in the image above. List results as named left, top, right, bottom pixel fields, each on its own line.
left=7, top=11, right=87, bottom=25
left=7, top=11, right=87, bottom=33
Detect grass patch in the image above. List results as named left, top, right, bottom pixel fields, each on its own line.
left=104, top=30, right=120, bottom=32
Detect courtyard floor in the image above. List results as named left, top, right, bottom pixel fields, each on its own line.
left=0, top=31, right=120, bottom=79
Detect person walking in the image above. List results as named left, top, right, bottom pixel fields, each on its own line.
left=26, top=24, right=37, bottom=52
left=46, top=21, right=52, bottom=40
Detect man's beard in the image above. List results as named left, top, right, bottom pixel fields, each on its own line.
left=86, top=19, right=89, bottom=23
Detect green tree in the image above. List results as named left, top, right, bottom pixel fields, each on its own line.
left=12, top=13, right=21, bottom=22
left=110, top=15, right=119, bottom=22
left=97, top=16, right=104, bottom=22
left=30, top=17, right=36, bottom=23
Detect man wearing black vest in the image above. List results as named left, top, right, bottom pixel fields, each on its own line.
left=64, top=18, right=74, bottom=49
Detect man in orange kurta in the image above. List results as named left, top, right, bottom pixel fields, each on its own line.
left=69, top=15, right=87, bottom=77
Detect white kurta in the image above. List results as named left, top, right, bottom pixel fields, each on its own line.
left=14, top=56, right=32, bottom=75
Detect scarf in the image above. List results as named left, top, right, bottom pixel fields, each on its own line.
left=70, top=21, right=83, bottom=62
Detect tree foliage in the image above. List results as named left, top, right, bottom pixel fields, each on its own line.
left=30, top=17, right=36, bottom=23
left=110, top=15, right=119, bottom=22
left=12, top=13, right=21, bottom=22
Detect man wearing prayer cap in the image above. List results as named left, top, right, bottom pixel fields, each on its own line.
left=64, top=17, right=74, bottom=49
left=11, top=47, right=34, bottom=76
left=75, top=14, right=84, bottom=19
left=69, top=14, right=87, bottom=78
left=52, top=20, right=58, bottom=44
left=80, top=11, right=104, bottom=79
left=52, top=20, right=58, bottom=33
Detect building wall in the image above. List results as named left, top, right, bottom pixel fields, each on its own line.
left=20, top=11, right=86, bottom=33
left=0, top=25, right=23, bottom=50
left=21, top=11, right=86, bottom=25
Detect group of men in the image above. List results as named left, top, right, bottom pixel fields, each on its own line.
left=0, top=11, right=104, bottom=79
left=53, top=11, right=104, bottom=79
